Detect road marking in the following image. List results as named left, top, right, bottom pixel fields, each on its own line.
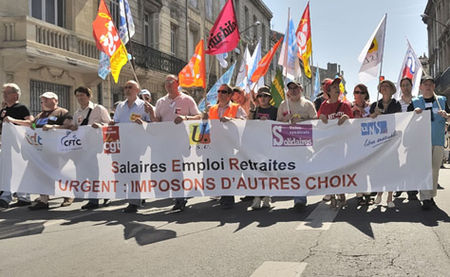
left=296, top=202, right=339, bottom=230
left=250, top=261, right=307, bottom=277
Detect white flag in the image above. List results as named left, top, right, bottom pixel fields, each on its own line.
left=394, top=40, right=423, bottom=99
left=358, top=14, right=387, bottom=82
left=235, top=46, right=250, bottom=87
left=278, top=12, right=301, bottom=81
left=118, top=0, right=135, bottom=44
left=247, top=39, right=264, bottom=93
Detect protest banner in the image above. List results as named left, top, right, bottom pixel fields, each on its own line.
left=0, top=112, right=431, bottom=199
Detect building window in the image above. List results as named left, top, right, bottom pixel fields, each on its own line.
left=109, top=0, right=120, bottom=29
left=29, top=80, right=70, bottom=116
left=188, top=0, right=198, bottom=9
left=171, top=24, right=178, bottom=56
left=253, top=15, right=258, bottom=41
left=30, top=0, right=65, bottom=27
left=205, top=0, right=213, bottom=21
left=144, top=11, right=158, bottom=48
left=244, top=6, right=249, bottom=35
left=261, top=23, right=266, bottom=50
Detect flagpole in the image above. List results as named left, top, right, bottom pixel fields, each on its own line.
left=308, top=1, right=314, bottom=100
left=204, top=56, right=215, bottom=105
left=376, top=13, right=387, bottom=110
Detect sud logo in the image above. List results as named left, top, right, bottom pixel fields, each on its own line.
left=361, top=121, right=387, bottom=136
left=102, top=126, right=120, bottom=154
left=189, top=122, right=211, bottom=145
left=272, top=124, right=313, bottom=147
left=58, top=131, right=82, bottom=152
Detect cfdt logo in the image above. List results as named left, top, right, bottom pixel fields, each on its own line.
left=189, top=123, right=211, bottom=145
left=25, top=132, right=43, bottom=150
left=361, top=121, right=387, bottom=136
left=272, top=124, right=313, bottom=147
left=102, top=126, right=120, bottom=154
left=58, top=131, right=82, bottom=152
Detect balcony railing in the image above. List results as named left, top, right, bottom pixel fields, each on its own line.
left=131, top=42, right=186, bottom=75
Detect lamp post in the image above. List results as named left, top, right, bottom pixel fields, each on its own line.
left=421, top=14, right=449, bottom=28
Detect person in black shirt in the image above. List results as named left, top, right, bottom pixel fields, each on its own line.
left=0, top=83, right=34, bottom=209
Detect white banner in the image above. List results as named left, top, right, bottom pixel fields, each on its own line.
left=0, top=112, right=432, bottom=199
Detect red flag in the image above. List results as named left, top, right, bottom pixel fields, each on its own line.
left=296, top=2, right=312, bottom=78
left=250, top=37, right=283, bottom=83
left=205, top=0, right=240, bottom=55
left=179, top=40, right=206, bottom=88
left=92, top=0, right=128, bottom=83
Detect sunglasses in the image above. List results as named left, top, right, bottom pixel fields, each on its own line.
left=257, top=94, right=271, bottom=98
left=124, top=86, right=133, bottom=89
left=218, top=90, right=231, bottom=94
left=353, top=91, right=364, bottom=94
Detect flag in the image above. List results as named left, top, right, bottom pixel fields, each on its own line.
left=235, top=46, right=250, bottom=87
left=246, top=39, right=264, bottom=93
left=313, top=66, right=320, bottom=100
left=198, top=62, right=236, bottom=111
left=205, top=0, right=240, bottom=55
left=270, top=69, right=285, bottom=108
left=98, top=52, right=111, bottom=80
left=216, top=52, right=229, bottom=68
left=278, top=11, right=301, bottom=81
left=358, top=14, right=387, bottom=82
left=179, top=39, right=206, bottom=88
left=336, top=74, right=347, bottom=102
left=394, top=39, right=423, bottom=99
left=296, top=2, right=312, bottom=78
left=118, top=0, right=135, bottom=44
left=93, top=0, right=128, bottom=83
left=250, top=37, right=283, bottom=83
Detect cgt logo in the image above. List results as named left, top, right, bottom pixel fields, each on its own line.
left=102, top=126, right=120, bottom=154
left=361, top=121, right=387, bottom=136
left=189, top=123, right=211, bottom=145
left=58, top=131, right=82, bottom=152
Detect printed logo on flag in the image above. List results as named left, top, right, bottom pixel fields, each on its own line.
left=25, top=132, right=43, bottom=150
left=272, top=124, right=313, bottom=147
left=57, top=131, right=82, bottom=152
left=102, top=126, right=120, bottom=154
left=361, top=121, right=387, bottom=136
left=189, top=123, right=211, bottom=145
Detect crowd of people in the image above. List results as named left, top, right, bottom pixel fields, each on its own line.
left=0, top=73, right=447, bottom=213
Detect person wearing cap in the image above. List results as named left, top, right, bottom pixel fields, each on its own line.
left=410, top=76, right=450, bottom=210
left=314, top=78, right=332, bottom=111
left=113, top=80, right=155, bottom=213
left=248, top=86, right=278, bottom=210
left=71, top=86, right=111, bottom=210
left=277, top=81, right=316, bottom=211
left=139, top=89, right=152, bottom=103
left=0, top=83, right=34, bottom=209
left=203, top=84, right=247, bottom=209
left=231, top=86, right=252, bottom=115
left=151, top=74, right=201, bottom=211
left=369, top=79, right=401, bottom=208
left=7, top=91, right=74, bottom=209
left=318, top=77, right=353, bottom=208
left=393, top=77, right=419, bottom=200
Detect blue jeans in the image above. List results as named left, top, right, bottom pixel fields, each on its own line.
left=0, top=191, right=31, bottom=204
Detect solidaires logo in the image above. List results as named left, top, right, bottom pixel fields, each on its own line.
left=189, top=122, right=211, bottom=145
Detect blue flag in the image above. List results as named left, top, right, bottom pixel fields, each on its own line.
left=118, top=0, right=135, bottom=44
left=198, top=62, right=236, bottom=111
left=313, top=66, right=320, bottom=100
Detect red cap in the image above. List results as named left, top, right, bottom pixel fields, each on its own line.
left=323, top=77, right=342, bottom=92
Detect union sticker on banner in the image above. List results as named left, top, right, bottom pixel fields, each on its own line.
left=102, top=126, right=120, bottom=154
left=272, top=124, right=313, bottom=147
left=57, top=130, right=84, bottom=152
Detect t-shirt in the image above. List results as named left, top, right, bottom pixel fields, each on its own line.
left=114, top=98, right=150, bottom=123
left=0, top=103, right=31, bottom=134
left=369, top=99, right=401, bottom=115
left=277, top=97, right=317, bottom=121
left=252, top=106, right=278, bottom=120
left=351, top=102, right=370, bottom=118
left=408, top=96, right=450, bottom=113
left=34, top=107, right=69, bottom=128
left=318, top=100, right=353, bottom=119
left=155, top=92, right=200, bottom=122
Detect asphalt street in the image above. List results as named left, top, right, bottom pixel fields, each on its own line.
left=1, top=168, right=449, bottom=277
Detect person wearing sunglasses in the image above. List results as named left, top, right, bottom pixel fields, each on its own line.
left=277, top=81, right=317, bottom=212
left=352, top=84, right=371, bottom=119
left=314, top=78, right=332, bottom=112
left=205, top=84, right=246, bottom=209
left=370, top=79, right=401, bottom=208
left=318, top=77, right=353, bottom=208
left=410, top=76, right=450, bottom=210
left=248, top=86, right=278, bottom=210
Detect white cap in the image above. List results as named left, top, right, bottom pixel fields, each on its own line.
left=140, top=89, right=151, bottom=96
left=40, top=92, right=58, bottom=100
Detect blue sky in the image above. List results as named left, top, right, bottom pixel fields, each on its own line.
left=264, top=0, right=428, bottom=102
